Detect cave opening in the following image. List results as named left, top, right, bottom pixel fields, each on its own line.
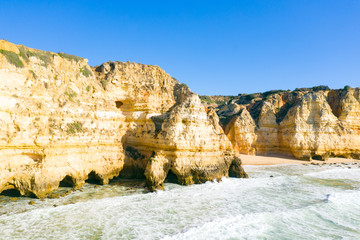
left=115, top=101, right=123, bottom=109
left=165, top=169, right=178, bottom=184
left=1, top=188, right=21, bottom=197
left=85, top=171, right=102, bottom=184
left=59, top=175, right=75, bottom=187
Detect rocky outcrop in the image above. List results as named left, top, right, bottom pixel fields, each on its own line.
left=212, top=87, right=360, bottom=160
left=279, top=92, right=355, bottom=160
left=224, top=109, right=257, bottom=155
left=0, top=40, right=125, bottom=198
left=0, top=40, right=246, bottom=197
left=94, top=62, right=246, bottom=191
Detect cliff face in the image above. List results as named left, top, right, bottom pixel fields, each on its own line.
left=224, top=109, right=257, bottom=155
left=94, top=62, right=247, bottom=191
left=0, top=40, right=126, bottom=198
left=210, top=87, right=360, bottom=160
left=0, top=40, right=246, bottom=197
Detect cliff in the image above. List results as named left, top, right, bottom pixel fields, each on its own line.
left=0, top=40, right=246, bottom=198
left=93, top=62, right=247, bottom=191
left=207, top=86, right=360, bottom=160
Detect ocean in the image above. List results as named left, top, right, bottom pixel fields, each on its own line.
left=0, top=163, right=359, bottom=240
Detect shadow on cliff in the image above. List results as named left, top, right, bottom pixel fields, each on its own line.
left=115, top=83, right=188, bottom=183
left=164, top=169, right=178, bottom=184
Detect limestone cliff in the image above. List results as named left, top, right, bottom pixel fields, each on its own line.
left=0, top=40, right=126, bottom=198
left=0, top=40, right=246, bottom=197
left=210, top=87, right=360, bottom=160
left=94, top=62, right=247, bottom=191
left=224, top=109, right=257, bottom=155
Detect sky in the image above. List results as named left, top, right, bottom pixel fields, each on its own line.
left=1, top=0, right=359, bottom=95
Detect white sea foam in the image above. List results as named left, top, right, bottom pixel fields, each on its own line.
left=0, top=165, right=359, bottom=239
left=305, top=168, right=360, bottom=181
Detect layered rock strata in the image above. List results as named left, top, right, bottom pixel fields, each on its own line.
left=0, top=40, right=126, bottom=198
left=209, top=87, right=360, bottom=160
left=94, top=62, right=247, bottom=191
left=0, top=40, right=246, bottom=197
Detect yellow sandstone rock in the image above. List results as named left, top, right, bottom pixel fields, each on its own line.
left=218, top=89, right=360, bottom=160
left=225, top=109, right=257, bottom=155
left=0, top=40, right=247, bottom=197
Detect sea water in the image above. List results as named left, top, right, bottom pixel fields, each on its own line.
left=0, top=163, right=360, bottom=240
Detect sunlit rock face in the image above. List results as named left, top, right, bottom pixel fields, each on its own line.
left=95, top=62, right=247, bottom=191
left=0, top=40, right=246, bottom=197
left=279, top=92, right=354, bottom=160
left=0, top=40, right=125, bottom=198
left=224, top=109, right=257, bottom=155
left=214, top=88, right=360, bottom=160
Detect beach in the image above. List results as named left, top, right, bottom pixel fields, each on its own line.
left=241, top=154, right=360, bottom=165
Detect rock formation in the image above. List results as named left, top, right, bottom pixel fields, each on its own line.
left=224, top=109, right=257, bottom=155
left=208, top=87, right=360, bottom=160
left=0, top=40, right=246, bottom=198
left=94, top=62, right=247, bottom=191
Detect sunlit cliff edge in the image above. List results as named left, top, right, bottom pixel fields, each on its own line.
left=201, top=86, right=360, bottom=160
left=0, top=40, right=247, bottom=198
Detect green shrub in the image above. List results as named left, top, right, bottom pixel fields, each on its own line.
left=80, top=66, right=93, bottom=77
left=0, top=49, right=24, bottom=68
left=18, top=46, right=54, bottom=67
left=29, top=70, right=37, bottom=79
left=100, top=79, right=108, bottom=90
left=262, top=90, right=286, bottom=99
left=312, top=85, right=329, bottom=91
left=199, top=96, right=214, bottom=104
left=18, top=45, right=30, bottom=63
left=33, top=50, right=54, bottom=67
left=66, top=121, right=83, bottom=134
left=344, top=85, right=351, bottom=91
left=58, top=52, right=83, bottom=62
left=64, top=88, right=77, bottom=101
left=244, top=93, right=259, bottom=101
left=294, top=87, right=311, bottom=92
left=215, top=100, right=225, bottom=105
left=86, top=85, right=90, bottom=92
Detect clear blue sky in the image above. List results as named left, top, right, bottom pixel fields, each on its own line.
left=1, top=0, right=359, bottom=95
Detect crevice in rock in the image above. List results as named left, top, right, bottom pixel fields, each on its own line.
left=125, top=146, right=145, bottom=160
left=276, top=101, right=295, bottom=123
left=150, top=115, right=165, bottom=136
left=218, top=114, right=237, bottom=129
left=247, top=100, right=264, bottom=124
left=86, top=171, right=102, bottom=185
left=327, top=90, right=342, bottom=118
left=59, top=175, right=75, bottom=187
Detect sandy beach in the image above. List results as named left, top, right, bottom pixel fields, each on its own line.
left=240, top=154, right=360, bottom=165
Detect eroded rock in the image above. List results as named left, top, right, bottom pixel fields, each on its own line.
left=214, top=88, right=360, bottom=160
left=0, top=40, right=247, bottom=197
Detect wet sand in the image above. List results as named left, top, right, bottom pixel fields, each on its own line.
left=240, top=154, right=360, bottom=165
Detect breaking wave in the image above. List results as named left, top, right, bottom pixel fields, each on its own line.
left=0, top=164, right=359, bottom=239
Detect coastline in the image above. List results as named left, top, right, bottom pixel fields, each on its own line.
left=240, top=154, right=360, bottom=165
